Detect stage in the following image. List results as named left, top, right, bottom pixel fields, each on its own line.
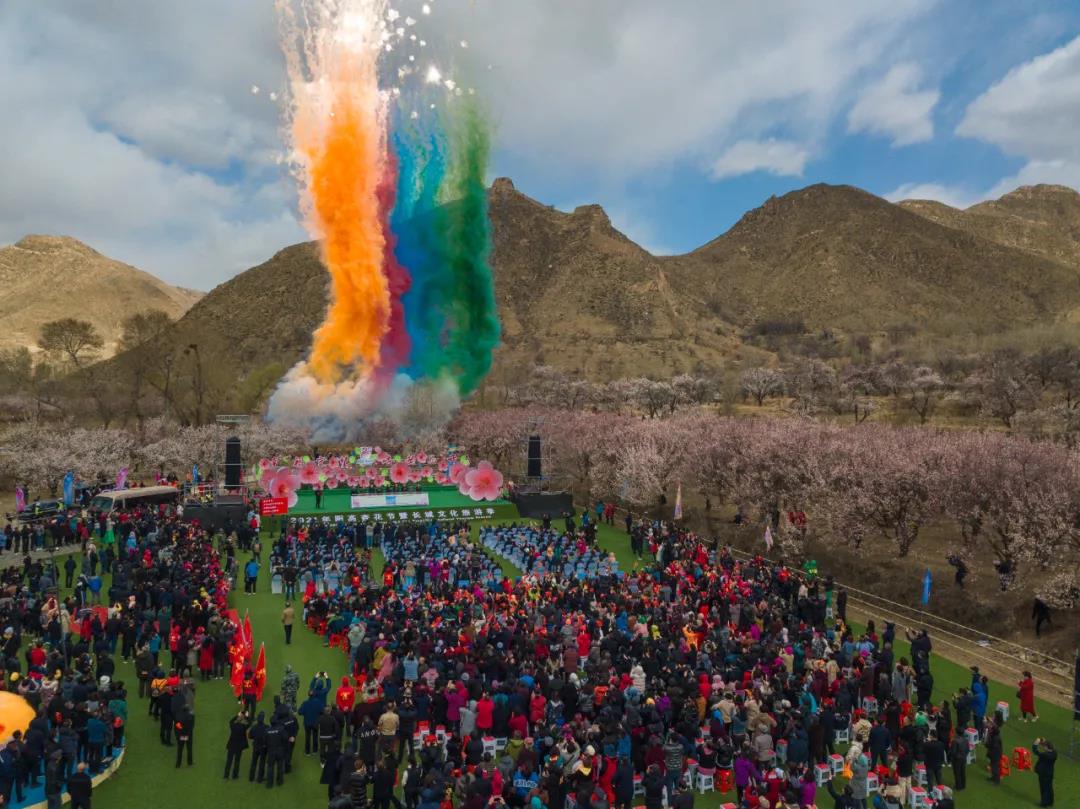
left=286, top=484, right=519, bottom=523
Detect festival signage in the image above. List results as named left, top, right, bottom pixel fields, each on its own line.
left=289, top=505, right=496, bottom=526
left=349, top=492, right=430, bottom=509
left=259, top=496, right=289, bottom=516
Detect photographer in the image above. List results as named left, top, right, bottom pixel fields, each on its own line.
left=224, top=709, right=251, bottom=779
left=1033, top=737, right=1057, bottom=807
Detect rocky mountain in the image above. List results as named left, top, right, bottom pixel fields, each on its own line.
left=900, top=184, right=1080, bottom=273
left=0, top=235, right=202, bottom=357
left=84, top=179, right=1080, bottom=404
left=486, top=178, right=740, bottom=384
left=675, top=184, right=1080, bottom=335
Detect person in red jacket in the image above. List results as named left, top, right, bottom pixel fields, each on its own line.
left=529, top=691, right=546, bottom=727
left=336, top=675, right=356, bottom=712
left=1017, top=670, right=1038, bottom=721
left=476, top=692, right=494, bottom=733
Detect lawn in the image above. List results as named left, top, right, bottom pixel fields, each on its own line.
left=50, top=525, right=1075, bottom=809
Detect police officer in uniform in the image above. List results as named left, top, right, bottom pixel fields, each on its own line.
left=265, top=719, right=287, bottom=788
left=248, top=712, right=268, bottom=782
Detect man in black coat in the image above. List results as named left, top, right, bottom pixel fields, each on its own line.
left=175, top=706, right=195, bottom=767
left=224, top=710, right=250, bottom=779
left=265, top=719, right=288, bottom=788
left=948, top=731, right=968, bottom=791
left=1033, top=738, right=1057, bottom=807
left=923, top=732, right=946, bottom=790
left=612, top=754, right=634, bottom=809
left=67, top=763, right=93, bottom=809
left=248, top=712, right=268, bottom=782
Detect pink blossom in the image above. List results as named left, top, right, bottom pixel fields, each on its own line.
left=267, top=469, right=300, bottom=507
left=298, top=462, right=319, bottom=485
left=416, top=452, right=429, bottom=464
left=389, top=462, right=410, bottom=484
left=408, top=470, right=422, bottom=483
left=463, top=460, right=504, bottom=501
left=377, top=451, right=392, bottom=465
left=449, top=463, right=469, bottom=484
left=258, top=458, right=271, bottom=470
left=435, top=472, right=449, bottom=485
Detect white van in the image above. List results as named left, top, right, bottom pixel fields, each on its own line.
left=88, top=485, right=181, bottom=515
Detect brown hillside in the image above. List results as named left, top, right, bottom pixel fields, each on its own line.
left=486, top=179, right=739, bottom=385
left=0, top=236, right=202, bottom=356
left=676, top=184, right=1080, bottom=333
left=901, top=184, right=1080, bottom=270
left=102, top=179, right=1080, bottom=403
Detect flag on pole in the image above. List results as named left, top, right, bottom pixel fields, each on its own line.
left=242, top=612, right=253, bottom=656
left=14, top=486, right=25, bottom=513
left=921, top=569, right=932, bottom=605
left=62, top=472, right=74, bottom=507
left=115, top=467, right=129, bottom=490
left=673, top=482, right=683, bottom=521
left=253, top=643, right=267, bottom=701
left=764, top=525, right=774, bottom=552
left=192, top=463, right=200, bottom=484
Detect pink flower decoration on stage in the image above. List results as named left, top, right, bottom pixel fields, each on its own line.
left=438, top=460, right=448, bottom=472
left=258, top=458, right=271, bottom=470
left=416, top=452, right=429, bottom=464
left=407, top=470, right=421, bottom=483
left=463, top=460, right=504, bottom=501
left=458, top=478, right=472, bottom=496
left=449, top=463, right=469, bottom=485
left=421, top=466, right=433, bottom=479
left=406, top=454, right=416, bottom=465
left=435, top=472, right=449, bottom=485
left=347, top=477, right=360, bottom=488
left=299, top=462, right=319, bottom=485
left=267, top=469, right=300, bottom=507
left=377, top=451, right=392, bottom=465
left=389, top=462, right=410, bottom=484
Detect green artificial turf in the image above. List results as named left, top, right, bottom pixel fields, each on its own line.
left=54, top=523, right=1075, bottom=809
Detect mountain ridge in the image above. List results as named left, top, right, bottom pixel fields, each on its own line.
left=0, top=235, right=203, bottom=358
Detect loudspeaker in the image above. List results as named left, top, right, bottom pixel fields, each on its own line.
left=527, top=435, right=542, bottom=478
left=224, top=436, right=242, bottom=488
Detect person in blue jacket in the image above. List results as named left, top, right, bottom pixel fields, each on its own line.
left=970, top=667, right=989, bottom=735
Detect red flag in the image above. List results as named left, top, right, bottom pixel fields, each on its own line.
left=242, top=613, right=253, bottom=654
left=254, top=643, right=267, bottom=701
left=230, top=649, right=246, bottom=697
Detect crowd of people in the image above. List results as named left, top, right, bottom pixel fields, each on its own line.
left=0, top=479, right=1061, bottom=809
left=282, top=511, right=1061, bottom=809
left=0, top=496, right=246, bottom=808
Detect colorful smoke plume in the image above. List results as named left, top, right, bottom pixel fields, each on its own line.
left=268, top=0, right=500, bottom=440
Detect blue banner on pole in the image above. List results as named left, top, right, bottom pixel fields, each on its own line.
left=922, top=569, right=932, bottom=605
left=62, top=472, right=74, bottom=507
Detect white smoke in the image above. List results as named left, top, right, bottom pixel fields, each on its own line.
left=266, top=363, right=461, bottom=442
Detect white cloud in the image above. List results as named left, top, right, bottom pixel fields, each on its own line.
left=884, top=182, right=980, bottom=210
left=957, top=35, right=1080, bottom=162
left=847, top=63, right=940, bottom=146
left=0, top=1, right=300, bottom=290
left=710, top=139, right=810, bottom=180
left=0, top=0, right=941, bottom=287
left=436, top=0, right=936, bottom=174
left=922, top=35, right=1080, bottom=208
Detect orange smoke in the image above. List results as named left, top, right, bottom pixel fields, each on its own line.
left=285, top=8, right=389, bottom=384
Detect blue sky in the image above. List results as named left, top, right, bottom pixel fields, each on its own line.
left=1, top=0, right=1079, bottom=286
